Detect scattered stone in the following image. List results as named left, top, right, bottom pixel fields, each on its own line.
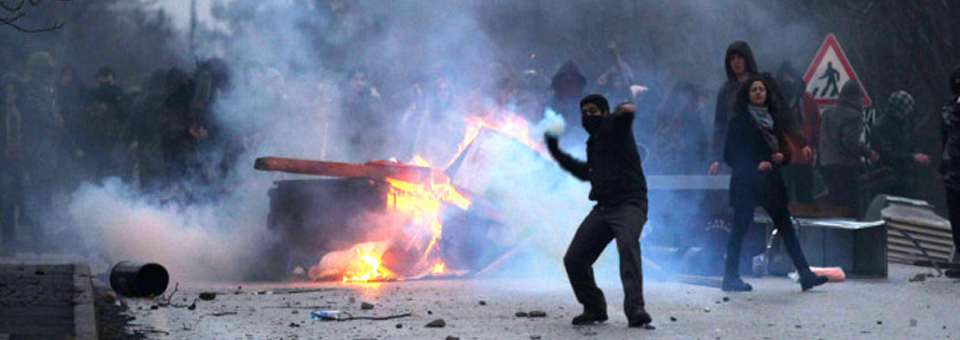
left=642, top=324, right=656, bottom=330
left=715, top=301, right=721, bottom=304
left=361, top=302, right=375, bottom=310
left=427, top=310, right=433, bottom=315
left=187, top=302, right=196, bottom=311
left=704, top=307, right=711, bottom=313
left=670, top=317, right=677, bottom=322
left=199, top=292, right=217, bottom=301
left=150, top=305, right=159, bottom=310
left=861, top=331, right=871, bottom=334
left=877, top=321, right=883, bottom=325
left=910, top=319, right=917, bottom=327
left=425, top=319, right=446, bottom=328
left=479, top=300, right=487, bottom=306
left=530, top=336, right=542, bottom=340
left=445, top=336, right=459, bottom=340
left=909, top=273, right=929, bottom=282
left=349, top=297, right=357, bottom=303
left=528, top=310, right=547, bottom=318
left=795, top=325, right=802, bottom=329
left=515, top=312, right=529, bottom=317
left=289, top=322, right=299, bottom=328
left=722, top=297, right=730, bottom=302
left=395, top=323, right=403, bottom=329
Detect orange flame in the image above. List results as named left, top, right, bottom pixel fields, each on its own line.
left=455, top=112, right=544, bottom=157
left=339, top=158, right=470, bottom=283
left=342, top=248, right=394, bottom=283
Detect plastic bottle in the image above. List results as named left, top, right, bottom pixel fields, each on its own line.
left=311, top=310, right=344, bottom=321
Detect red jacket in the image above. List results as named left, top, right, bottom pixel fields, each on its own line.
left=801, top=92, right=822, bottom=150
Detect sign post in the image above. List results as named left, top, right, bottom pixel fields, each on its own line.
left=803, top=33, right=871, bottom=107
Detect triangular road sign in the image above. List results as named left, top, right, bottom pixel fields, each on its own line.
left=803, top=34, right=872, bottom=107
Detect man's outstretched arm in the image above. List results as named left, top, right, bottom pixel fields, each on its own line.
left=545, top=134, right=590, bottom=181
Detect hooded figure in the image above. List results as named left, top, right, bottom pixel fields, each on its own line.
left=819, top=80, right=876, bottom=217
left=872, top=91, right=927, bottom=197
left=548, top=60, right=588, bottom=126
left=649, top=82, right=708, bottom=174
left=776, top=62, right=822, bottom=203
left=941, top=64, right=960, bottom=278
left=711, top=41, right=759, bottom=172
left=543, top=95, right=652, bottom=327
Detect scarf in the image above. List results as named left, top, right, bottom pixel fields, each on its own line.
left=749, top=105, right=779, bottom=152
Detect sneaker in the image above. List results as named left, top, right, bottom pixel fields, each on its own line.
left=721, top=277, right=753, bottom=292
left=627, top=308, right=652, bottom=328
left=571, top=310, right=608, bottom=325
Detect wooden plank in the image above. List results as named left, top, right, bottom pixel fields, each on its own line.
left=888, top=239, right=955, bottom=255
left=887, top=232, right=955, bottom=248
left=254, top=157, right=447, bottom=183
left=887, top=223, right=954, bottom=239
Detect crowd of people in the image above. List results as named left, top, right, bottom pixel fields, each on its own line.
left=1, top=39, right=958, bottom=277
left=543, top=41, right=960, bottom=327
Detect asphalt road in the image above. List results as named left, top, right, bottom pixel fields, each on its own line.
left=117, top=264, right=960, bottom=340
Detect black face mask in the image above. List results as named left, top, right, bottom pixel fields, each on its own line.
left=582, top=114, right=603, bottom=135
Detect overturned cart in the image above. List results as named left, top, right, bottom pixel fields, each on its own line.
left=253, top=129, right=551, bottom=281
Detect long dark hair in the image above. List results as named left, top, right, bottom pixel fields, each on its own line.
left=735, top=74, right=803, bottom=134
left=734, top=76, right=775, bottom=114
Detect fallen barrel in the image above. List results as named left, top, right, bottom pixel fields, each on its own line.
left=110, top=261, right=170, bottom=297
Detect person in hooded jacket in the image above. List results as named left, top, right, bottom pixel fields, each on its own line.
left=941, top=64, right=960, bottom=278
left=819, top=81, right=879, bottom=218
left=722, top=76, right=829, bottom=292
left=710, top=41, right=759, bottom=175
left=548, top=60, right=589, bottom=128
left=777, top=62, right=822, bottom=203
left=872, top=91, right=931, bottom=198
left=544, top=94, right=652, bottom=328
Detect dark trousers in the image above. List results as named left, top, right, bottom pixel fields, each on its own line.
left=564, top=200, right=646, bottom=315
left=782, top=163, right=815, bottom=204
left=822, top=165, right=861, bottom=218
left=1, top=173, right=15, bottom=255
left=726, top=203, right=812, bottom=279
left=947, top=188, right=960, bottom=261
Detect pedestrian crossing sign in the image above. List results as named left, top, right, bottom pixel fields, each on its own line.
left=802, top=33, right=872, bottom=107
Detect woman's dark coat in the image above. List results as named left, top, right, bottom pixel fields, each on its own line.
left=723, top=105, right=792, bottom=209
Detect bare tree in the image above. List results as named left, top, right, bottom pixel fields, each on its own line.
left=1, top=0, right=71, bottom=33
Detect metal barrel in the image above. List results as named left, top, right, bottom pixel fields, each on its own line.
left=109, top=261, right=169, bottom=297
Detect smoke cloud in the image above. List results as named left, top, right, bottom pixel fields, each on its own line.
left=8, top=0, right=823, bottom=282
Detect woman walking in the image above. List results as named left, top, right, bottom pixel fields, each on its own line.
left=721, top=76, right=829, bottom=292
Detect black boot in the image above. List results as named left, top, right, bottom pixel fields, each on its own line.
left=627, top=307, right=652, bottom=328
left=799, top=272, right=829, bottom=291
left=721, top=276, right=753, bottom=292
left=571, top=309, right=608, bottom=325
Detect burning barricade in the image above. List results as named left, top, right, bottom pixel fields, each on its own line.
left=255, top=112, right=556, bottom=283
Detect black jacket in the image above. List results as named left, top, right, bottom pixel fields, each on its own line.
left=872, top=112, right=915, bottom=180
left=723, top=107, right=790, bottom=209
left=942, top=64, right=960, bottom=190
left=547, top=111, right=647, bottom=207
left=713, top=41, right=759, bottom=162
